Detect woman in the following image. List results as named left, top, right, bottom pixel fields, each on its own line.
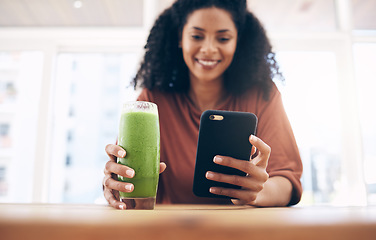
left=103, top=0, right=303, bottom=209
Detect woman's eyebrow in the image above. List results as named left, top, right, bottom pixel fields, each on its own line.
left=192, top=27, right=231, bottom=33
left=217, top=29, right=230, bottom=33
left=192, top=26, right=205, bottom=31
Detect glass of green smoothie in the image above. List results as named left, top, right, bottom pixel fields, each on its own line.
left=117, top=101, right=160, bottom=209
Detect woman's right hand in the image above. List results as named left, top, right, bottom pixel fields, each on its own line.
left=103, top=144, right=167, bottom=210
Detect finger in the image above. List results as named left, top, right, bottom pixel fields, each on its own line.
left=206, top=171, right=265, bottom=191
left=209, top=187, right=257, bottom=203
left=103, top=188, right=126, bottom=210
left=213, top=156, right=265, bottom=179
left=103, top=175, right=134, bottom=193
left=105, top=160, right=135, bottom=178
left=249, top=135, right=270, bottom=157
left=231, top=198, right=259, bottom=206
left=249, top=135, right=270, bottom=168
left=231, top=198, right=248, bottom=205
left=105, top=144, right=126, bottom=159
left=159, top=162, right=167, bottom=174
left=251, top=145, right=257, bottom=157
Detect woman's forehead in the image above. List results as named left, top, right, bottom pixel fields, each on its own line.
left=184, top=7, right=237, bottom=31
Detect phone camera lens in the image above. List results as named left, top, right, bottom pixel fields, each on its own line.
left=209, top=115, right=215, bottom=120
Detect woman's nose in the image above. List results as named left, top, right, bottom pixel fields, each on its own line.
left=200, top=38, right=217, bottom=55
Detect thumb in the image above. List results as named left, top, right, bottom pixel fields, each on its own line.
left=249, top=135, right=270, bottom=168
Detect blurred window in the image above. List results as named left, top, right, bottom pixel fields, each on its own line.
left=353, top=43, right=376, bottom=204
left=49, top=53, right=140, bottom=204
left=0, top=51, right=43, bottom=202
left=275, top=51, right=342, bottom=205
left=0, top=0, right=375, bottom=207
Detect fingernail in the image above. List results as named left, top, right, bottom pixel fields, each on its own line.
left=125, top=184, right=133, bottom=192
left=209, top=187, right=217, bottom=194
left=118, top=150, right=125, bottom=157
left=250, top=135, right=256, bottom=142
left=119, top=204, right=126, bottom=210
left=206, top=171, right=214, bottom=179
left=126, top=169, right=135, bottom=178
left=214, top=156, right=223, bottom=163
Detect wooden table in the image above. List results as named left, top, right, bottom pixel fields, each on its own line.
left=0, top=203, right=375, bottom=240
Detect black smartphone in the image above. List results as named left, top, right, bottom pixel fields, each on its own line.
left=192, top=110, right=258, bottom=198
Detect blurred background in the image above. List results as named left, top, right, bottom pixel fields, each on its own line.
left=0, top=0, right=375, bottom=206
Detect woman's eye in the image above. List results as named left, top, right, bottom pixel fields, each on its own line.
left=191, top=35, right=203, bottom=40
left=218, top=37, right=230, bottom=43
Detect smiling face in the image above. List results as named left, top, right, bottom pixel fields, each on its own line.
left=180, top=7, right=238, bottom=86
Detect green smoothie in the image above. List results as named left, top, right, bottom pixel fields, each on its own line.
left=117, top=110, right=160, bottom=199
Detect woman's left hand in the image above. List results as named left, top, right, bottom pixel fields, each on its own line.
left=205, top=135, right=271, bottom=206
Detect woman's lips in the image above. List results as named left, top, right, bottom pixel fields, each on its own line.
left=196, top=59, right=221, bottom=69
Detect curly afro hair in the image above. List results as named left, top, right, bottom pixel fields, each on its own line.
left=133, top=0, right=283, bottom=100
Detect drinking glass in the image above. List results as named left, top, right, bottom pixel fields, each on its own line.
left=117, top=101, right=160, bottom=209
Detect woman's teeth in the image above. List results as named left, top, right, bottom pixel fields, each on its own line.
left=198, top=60, right=218, bottom=66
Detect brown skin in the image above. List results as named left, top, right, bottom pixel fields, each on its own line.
left=180, top=8, right=293, bottom=206
left=103, top=144, right=167, bottom=210
left=181, top=8, right=237, bottom=111
left=208, top=135, right=292, bottom=207
left=103, top=7, right=293, bottom=209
